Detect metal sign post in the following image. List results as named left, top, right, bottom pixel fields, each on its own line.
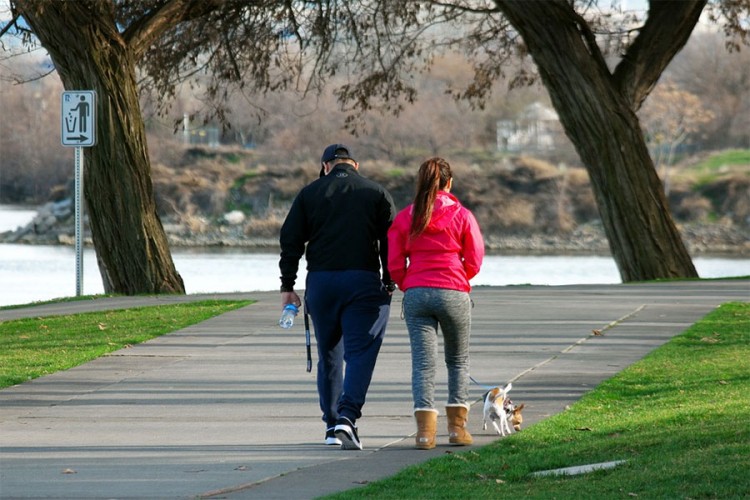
left=61, top=91, right=97, bottom=296
left=73, top=147, right=84, bottom=296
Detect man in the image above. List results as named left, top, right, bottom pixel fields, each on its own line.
left=279, top=144, right=396, bottom=450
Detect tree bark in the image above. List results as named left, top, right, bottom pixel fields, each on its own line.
left=16, top=0, right=185, bottom=294
left=498, top=0, right=699, bottom=281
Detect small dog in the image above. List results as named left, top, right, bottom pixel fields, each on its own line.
left=482, top=383, right=525, bottom=436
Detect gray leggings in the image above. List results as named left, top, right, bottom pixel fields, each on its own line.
left=403, top=287, right=472, bottom=410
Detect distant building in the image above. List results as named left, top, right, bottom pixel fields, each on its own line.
left=183, top=113, right=220, bottom=148
left=497, top=102, right=565, bottom=153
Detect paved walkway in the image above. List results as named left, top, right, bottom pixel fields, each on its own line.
left=0, top=281, right=747, bottom=499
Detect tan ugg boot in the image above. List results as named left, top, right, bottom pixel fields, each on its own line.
left=446, top=404, right=473, bottom=445
left=414, top=409, right=438, bottom=450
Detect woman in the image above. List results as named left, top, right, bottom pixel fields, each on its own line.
left=387, top=157, right=485, bottom=450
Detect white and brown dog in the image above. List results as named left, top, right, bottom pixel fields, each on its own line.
left=482, top=383, right=525, bottom=436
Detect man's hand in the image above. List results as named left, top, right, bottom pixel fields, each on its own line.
left=281, top=291, right=302, bottom=309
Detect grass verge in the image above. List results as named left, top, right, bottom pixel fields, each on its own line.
left=326, top=302, right=750, bottom=499
left=0, top=294, right=121, bottom=311
left=0, top=299, right=252, bottom=389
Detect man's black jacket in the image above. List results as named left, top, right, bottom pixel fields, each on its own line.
left=279, top=162, right=396, bottom=291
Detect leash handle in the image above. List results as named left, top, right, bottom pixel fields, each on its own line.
left=304, top=304, right=312, bottom=373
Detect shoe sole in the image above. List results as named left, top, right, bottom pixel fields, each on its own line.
left=325, top=437, right=342, bottom=445
left=334, top=428, right=362, bottom=450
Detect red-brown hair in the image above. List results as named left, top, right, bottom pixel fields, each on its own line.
left=410, top=157, right=452, bottom=237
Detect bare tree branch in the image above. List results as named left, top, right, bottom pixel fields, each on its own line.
left=123, top=0, right=223, bottom=59
left=0, top=12, right=20, bottom=38
left=613, top=0, right=707, bottom=111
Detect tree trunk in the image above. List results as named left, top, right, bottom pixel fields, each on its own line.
left=16, top=1, right=185, bottom=294
left=499, top=0, right=698, bottom=282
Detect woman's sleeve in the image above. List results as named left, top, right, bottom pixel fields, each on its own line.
left=461, top=210, right=485, bottom=281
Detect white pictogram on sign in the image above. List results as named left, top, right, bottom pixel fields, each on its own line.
left=62, top=91, right=96, bottom=147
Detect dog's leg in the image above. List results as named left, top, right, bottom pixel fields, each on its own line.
left=501, top=416, right=511, bottom=435
left=491, top=420, right=502, bottom=435
left=496, top=409, right=511, bottom=436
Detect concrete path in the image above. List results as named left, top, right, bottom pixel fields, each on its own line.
left=0, top=280, right=747, bottom=499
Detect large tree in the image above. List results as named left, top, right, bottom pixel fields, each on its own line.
left=7, top=0, right=217, bottom=294
left=489, top=0, right=745, bottom=280
left=498, top=0, right=703, bottom=281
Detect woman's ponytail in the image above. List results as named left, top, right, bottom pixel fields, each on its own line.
left=410, top=157, right=452, bottom=237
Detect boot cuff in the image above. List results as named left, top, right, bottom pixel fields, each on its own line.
left=413, top=408, right=439, bottom=415
left=445, top=403, right=470, bottom=410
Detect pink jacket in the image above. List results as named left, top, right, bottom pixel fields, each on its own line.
left=387, top=191, right=485, bottom=292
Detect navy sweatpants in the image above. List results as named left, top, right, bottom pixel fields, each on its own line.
left=305, top=270, right=391, bottom=426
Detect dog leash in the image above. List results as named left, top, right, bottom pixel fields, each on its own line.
left=469, top=375, right=495, bottom=391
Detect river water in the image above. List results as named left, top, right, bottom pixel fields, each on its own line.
left=1, top=204, right=748, bottom=307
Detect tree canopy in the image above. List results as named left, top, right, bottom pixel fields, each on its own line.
left=2, top=0, right=749, bottom=292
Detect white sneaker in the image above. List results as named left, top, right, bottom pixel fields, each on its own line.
left=325, top=427, right=342, bottom=445
left=334, top=417, right=363, bottom=450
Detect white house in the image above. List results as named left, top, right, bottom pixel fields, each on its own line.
left=497, top=102, right=563, bottom=153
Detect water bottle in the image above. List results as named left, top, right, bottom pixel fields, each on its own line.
left=279, top=304, right=299, bottom=329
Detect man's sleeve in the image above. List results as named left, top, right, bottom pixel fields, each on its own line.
left=378, top=189, right=397, bottom=285
left=279, top=194, right=306, bottom=291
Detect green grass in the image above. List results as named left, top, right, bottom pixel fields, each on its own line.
left=675, top=148, right=750, bottom=186
left=694, top=149, right=750, bottom=172
left=0, top=299, right=251, bottom=388
left=0, top=294, right=120, bottom=311
left=325, top=302, right=750, bottom=499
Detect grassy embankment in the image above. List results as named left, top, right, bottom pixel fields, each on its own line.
left=0, top=299, right=251, bottom=388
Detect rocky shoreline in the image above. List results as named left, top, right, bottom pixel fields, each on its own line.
left=2, top=200, right=748, bottom=256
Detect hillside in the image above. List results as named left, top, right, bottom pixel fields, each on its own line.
left=3, top=148, right=749, bottom=255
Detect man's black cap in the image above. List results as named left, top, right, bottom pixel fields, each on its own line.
left=321, top=144, right=354, bottom=163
